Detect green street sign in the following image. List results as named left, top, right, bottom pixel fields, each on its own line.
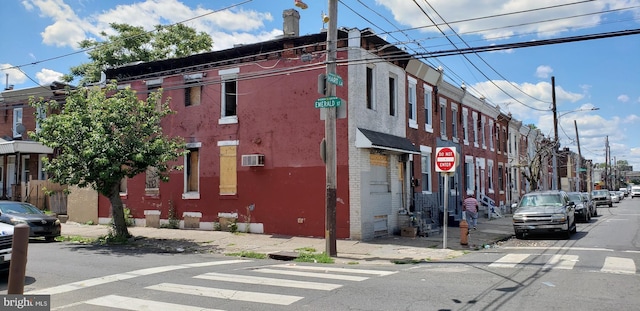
left=315, top=96, right=342, bottom=108
left=326, top=73, right=343, bottom=86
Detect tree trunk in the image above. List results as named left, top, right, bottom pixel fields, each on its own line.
left=108, top=183, right=130, bottom=238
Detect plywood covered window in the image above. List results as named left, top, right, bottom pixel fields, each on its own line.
left=370, top=153, right=390, bottom=193
left=219, top=145, right=237, bottom=195
left=186, top=148, right=199, bottom=192
left=185, top=83, right=201, bottom=106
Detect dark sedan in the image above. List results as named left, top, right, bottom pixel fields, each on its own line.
left=0, top=201, right=61, bottom=241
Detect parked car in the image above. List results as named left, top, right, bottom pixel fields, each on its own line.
left=591, top=189, right=613, bottom=207
left=0, top=201, right=61, bottom=241
left=513, top=190, right=577, bottom=239
left=632, top=186, right=640, bottom=199
left=568, top=192, right=590, bottom=222
left=0, top=222, right=14, bottom=271
left=619, top=188, right=629, bottom=197
left=582, top=192, right=597, bottom=217
left=617, top=191, right=625, bottom=200
left=610, top=191, right=620, bottom=203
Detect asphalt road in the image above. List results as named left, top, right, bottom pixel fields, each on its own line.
left=0, top=196, right=638, bottom=310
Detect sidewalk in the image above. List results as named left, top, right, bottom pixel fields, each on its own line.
left=59, top=214, right=514, bottom=265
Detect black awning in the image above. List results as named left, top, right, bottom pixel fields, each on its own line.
left=356, top=128, right=419, bottom=154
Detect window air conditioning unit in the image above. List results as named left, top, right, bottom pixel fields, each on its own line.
left=242, top=154, right=265, bottom=167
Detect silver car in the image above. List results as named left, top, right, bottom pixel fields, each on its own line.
left=513, top=190, right=577, bottom=239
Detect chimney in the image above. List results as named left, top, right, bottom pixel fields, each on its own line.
left=283, top=9, right=300, bottom=37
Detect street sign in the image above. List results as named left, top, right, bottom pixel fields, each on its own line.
left=315, top=96, right=342, bottom=108
left=435, top=147, right=457, bottom=173
left=326, top=73, right=343, bottom=86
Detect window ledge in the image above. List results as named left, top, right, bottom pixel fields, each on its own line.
left=409, top=120, right=418, bottom=129
left=182, top=192, right=200, bottom=200
left=424, top=126, right=433, bottom=133
left=218, top=116, right=238, bottom=125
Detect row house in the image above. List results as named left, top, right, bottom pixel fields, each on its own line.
left=0, top=84, right=58, bottom=202
left=1, top=9, right=554, bottom=240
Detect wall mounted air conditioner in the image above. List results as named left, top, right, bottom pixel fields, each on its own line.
left=242, top=154, right=265, bottom=167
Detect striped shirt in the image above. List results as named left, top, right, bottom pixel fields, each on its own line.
left=463, top=197, right=478, bottom=213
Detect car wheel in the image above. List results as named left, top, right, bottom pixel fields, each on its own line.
left=45, top=236, right=56, bottom=242
left=515, top=232, right=524, bottom=239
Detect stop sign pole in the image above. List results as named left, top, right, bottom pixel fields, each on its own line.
left=435, top=147, right=457, bottom=249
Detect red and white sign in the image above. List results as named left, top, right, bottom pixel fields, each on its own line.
left=435, top=147, right=457, bottom=173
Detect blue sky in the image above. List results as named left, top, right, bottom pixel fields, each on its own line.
left=1, top=0, right=639, bottom=172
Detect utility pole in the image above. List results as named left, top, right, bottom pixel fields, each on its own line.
left=574, top=120, right=582, bottom=192
left=605, top=136, right=609, bottom=189
left=551, top=76, right=559, bottom=190
left=324, top=0, right=338, bottom=257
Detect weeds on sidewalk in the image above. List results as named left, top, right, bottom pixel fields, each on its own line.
left=294, top=247, right=334, bottom=264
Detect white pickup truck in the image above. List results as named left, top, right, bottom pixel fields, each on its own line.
left=0, top=222, right=14, bottom=271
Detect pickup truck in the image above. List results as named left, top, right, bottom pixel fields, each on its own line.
left=591, top=189, right=613, bottom=207
left=0, top=222, right=14, bottom=271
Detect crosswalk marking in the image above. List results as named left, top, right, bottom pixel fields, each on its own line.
left=542, top=254, right=579, bottom=270
left=148, top=282, right=304, bottom=305
left=28, top=259, right=249, bottom=295
left=84, top=295, right=224, bottom=311
left=195, top=272, right=342, bottom=290
left=254, top=268, right=370, bottom=281
left=488, top=253, right=530, bottom=268
left=601, top=256, right=636, bottom=274
left=272, top=264, right=397, bottom=276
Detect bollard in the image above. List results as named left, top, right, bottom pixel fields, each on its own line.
left=459, top=218, right=469, bottom=245
left=8, top=224, right=30, bottom=294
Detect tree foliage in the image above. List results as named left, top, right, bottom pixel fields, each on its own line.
left=30, top=83, right=185, bottom=238
left=65, top=23, right=213, bottom=85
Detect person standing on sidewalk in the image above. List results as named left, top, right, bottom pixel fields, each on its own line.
left=463, top=194, right=479, bottom=230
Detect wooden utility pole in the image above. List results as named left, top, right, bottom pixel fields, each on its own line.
left=324, top=0, right=338, bottom=257
left=574, top=120, right=582, bottom=192
left=551, top=76, right=559, bottom=190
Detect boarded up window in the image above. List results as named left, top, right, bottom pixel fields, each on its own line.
left=185, top=84, right=201, bottom=106
left=186, top=149, right=199, bottom=192
left=219, top=146, right=237, bottom=195
left=370, top=153, right=390, bottom=193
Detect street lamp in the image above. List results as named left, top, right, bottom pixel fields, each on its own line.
left=552, top=106, right=599, bottom=190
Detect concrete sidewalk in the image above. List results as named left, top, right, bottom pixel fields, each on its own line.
left=59, top=214, right=514, bottom=265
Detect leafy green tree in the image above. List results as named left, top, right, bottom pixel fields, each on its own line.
left=30, top=83, right=185, bottom=239
left=64, top=23, right=213, bottom=85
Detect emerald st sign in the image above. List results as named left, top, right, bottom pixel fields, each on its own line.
left=315, top=96, right=342, bottom=108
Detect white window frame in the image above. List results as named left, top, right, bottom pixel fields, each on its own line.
left=439, top=97, right=447, bottom=139
left=465, top=156, right=475, bottom=194
left=472, top=111, right=479, bottom=148
left=183, top=142, right=202, bottom=200
left=408, top=77, right=418, bottom=129
left=462, top=108, right=469, bottom=145
left=481, top=116, right=487, bottom=149
left=219, top=68, right=239, bottom=124
left=13, top=108, right=23, bottom=138
left=489, top=119, right=495, bottom=151
left=420, top=145, right=432, bottom=193
left=424, top=84, right=433, bottom=133
left=451, top=103, right=458, bottom=143
left=488, top=160, right=494, bottom=193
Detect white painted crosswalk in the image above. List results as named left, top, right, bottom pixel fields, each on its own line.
left=45, top=260, right=397, bottom=311
left=488, top=253, right=637, bottom=275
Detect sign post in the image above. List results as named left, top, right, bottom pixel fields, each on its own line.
left=435, top=147, right=457, bottom=249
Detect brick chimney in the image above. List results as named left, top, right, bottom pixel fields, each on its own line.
left=283, top=9, right=300, bottom=37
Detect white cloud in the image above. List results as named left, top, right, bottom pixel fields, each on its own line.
left=624, top=115, right=640, bottom=123
left=0, top=64, right=27, bottom=86
left=375, top=0, right=613, bottom=41
left=25, top=0, right=278, bottom=50
left=535, top=65, right=553, bottom=79
left=35, top=68, right=63, bottom=85
left=618, top=94, right=630, bottom=103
